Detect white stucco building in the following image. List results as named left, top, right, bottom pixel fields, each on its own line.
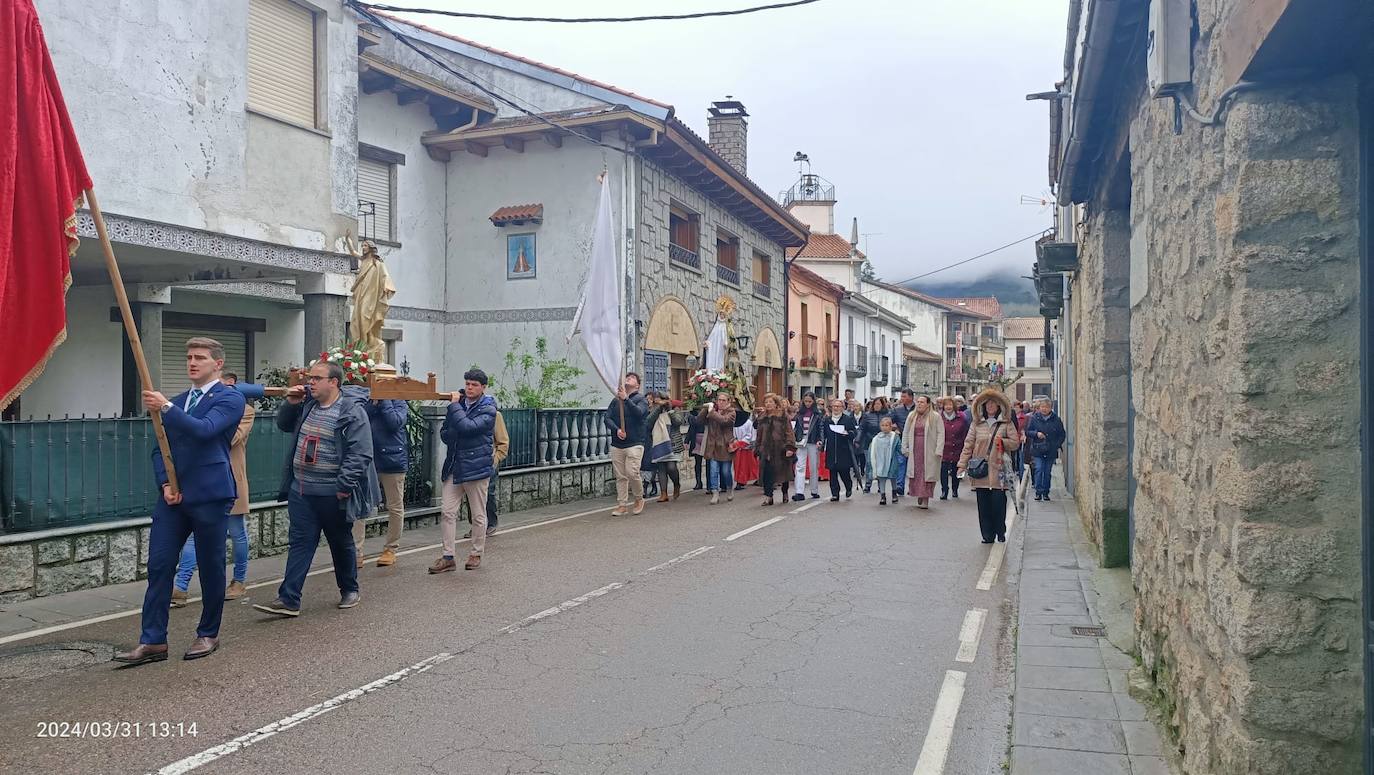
left=18, top=0, right=806, bottom=417
left=1002, top=316, right=1055, bottom=402
left=838, top=293, right=910, bottom=400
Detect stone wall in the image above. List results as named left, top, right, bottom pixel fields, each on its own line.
left=1070, top=9, right=1365, bottom=770
left=637, top=158, right=788, bottom=366
left=1070, top=206, right=1132, bottom=568
left=0, top=462, right=614, bottom=603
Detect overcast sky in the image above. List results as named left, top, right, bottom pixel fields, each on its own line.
left=393, top=0, right=1069, bottom=282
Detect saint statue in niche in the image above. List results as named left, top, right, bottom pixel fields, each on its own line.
left=507, top=233, right=536, bottom=279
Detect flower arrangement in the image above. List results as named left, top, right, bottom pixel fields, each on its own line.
left=311, top=342, right=376, bottom=386
left=685, top=368, right=741, bottom=409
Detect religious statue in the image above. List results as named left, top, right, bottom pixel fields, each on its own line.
left=703, top=294, right=753, bottom=412
left=345, top=231, right=396, bottom=364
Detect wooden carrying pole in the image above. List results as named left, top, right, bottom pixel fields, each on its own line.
left=86, top=188, right=179, bottom=495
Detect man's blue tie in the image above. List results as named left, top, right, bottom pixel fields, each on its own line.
left=187, top=388, right=203, bottom=412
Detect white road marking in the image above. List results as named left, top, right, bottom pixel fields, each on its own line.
left=725, top=515, right=789, bottom=542
left=791, top=499, right=824, bottom=513
left=974, top=508, right=1017, bottom=592
left=151, top=651, right=455, bottom=775
left=0, top=505, right=613, bottom=647
left=911, top=670, right=968, bottom=775
left=153, top=540, right=718, bottom=774
left=954, top=609, right=988, bottom=663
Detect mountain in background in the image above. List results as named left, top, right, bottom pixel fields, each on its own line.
left=903, top=273, right=1039, bottom=317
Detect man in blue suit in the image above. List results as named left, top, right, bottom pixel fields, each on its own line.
left=114, top=337, right=246, bottom=666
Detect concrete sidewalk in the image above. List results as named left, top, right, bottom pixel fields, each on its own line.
left=1009, top=477, right=1179, bottom=775
left=0, top=495, right=617, bottom=644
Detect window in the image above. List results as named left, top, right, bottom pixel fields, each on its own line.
left=752, top=251, right=771, bottom=296
left=1016, top=383, right=1026, bottom=401
left=642, top=351, right=670, bottom=394
left=669, top=204, right=700, bottom=268
left=715, top=231, right=740, bottom=285
left=247, top=0, right=319, bottom=128
left=1039, top=345, right=1047, bottom=363
left=357, top=157, right=393, bottom=242
left=1015, top=346, right=1026, bottom=368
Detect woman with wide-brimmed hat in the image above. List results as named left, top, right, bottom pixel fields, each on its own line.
left=958, top=389, right=1021, bottom=543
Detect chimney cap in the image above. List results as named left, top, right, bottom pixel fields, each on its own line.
left=709, top=97, right=748, bottom=117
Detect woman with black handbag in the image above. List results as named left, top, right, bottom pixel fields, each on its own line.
left=958, top=389, right=1021, bottom=543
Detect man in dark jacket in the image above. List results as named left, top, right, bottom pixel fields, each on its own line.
left=430, top=369, right=497, bottom=573
left=888, top=388, right=915, bottom=497
left=352, top=398, right=408, bottom=568
left=603, top=372, right=649, bottom=515
left=254, top=361, right=376, bottom=618
left=1024, top=399, right=1067, bottom=501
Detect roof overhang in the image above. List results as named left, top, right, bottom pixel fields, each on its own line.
left=423, top=108, right=661, bottom=158
left=643, top=121, right=809, bottom=248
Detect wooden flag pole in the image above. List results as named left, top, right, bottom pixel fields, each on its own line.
left=85, top=188, right=179, bottom=495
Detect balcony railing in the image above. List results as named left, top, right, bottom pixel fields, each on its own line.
left=0, top=406, right=608, bottom=535
left=800, top=335, right=819, bottom=368
left=846, top=344, right=868, bottom=377
left=949, top=330, right=981, bottom=348
left=669, top=242, right=700, bottom=269
left=752, top=280, right=771, bottom=299
left=869, top=355, right=890, bottom=387
left=946, top=365, right=990, bottom=383
left=716, top=263, right=740, bottom=286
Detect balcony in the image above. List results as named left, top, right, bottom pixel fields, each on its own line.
left=800, top=335, right=819, bottom=368
left=716, top=263, right=740, bottom=286
left=946, top=365, right=990, bottom=384
left=669, top=242, right=700, bottom=269
left=869, top=355, right=889, bottom=387
left=948, top=330, right=981, bottom=348
left=846, top=344, right=868, bottom=377
left=752, top=280, right=771, bottom=299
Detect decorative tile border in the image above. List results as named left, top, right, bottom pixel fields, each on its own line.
left=388, top=306, right=577, bottom=325
left=75, top=212, right=352, bottom=275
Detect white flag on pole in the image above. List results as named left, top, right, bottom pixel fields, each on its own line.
left=569, top=175, right=623, bottom=392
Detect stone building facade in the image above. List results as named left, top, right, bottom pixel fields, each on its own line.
left=1044, top=2, right=1370, bottom=773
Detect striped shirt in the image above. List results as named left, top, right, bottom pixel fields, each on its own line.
left=293, top=401, right=343, bottom=496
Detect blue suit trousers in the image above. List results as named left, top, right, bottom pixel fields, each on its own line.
left=140, top=498, right=232, bottom=645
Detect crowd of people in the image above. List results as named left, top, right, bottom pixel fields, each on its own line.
left=112, top=338, right=1065, bottom=665
left=600, top=374, right=1067, bottom=548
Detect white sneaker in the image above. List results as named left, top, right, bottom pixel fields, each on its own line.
left=726, top=491, right=734, bottom=502
left=709, top=492, right=719, bottom=505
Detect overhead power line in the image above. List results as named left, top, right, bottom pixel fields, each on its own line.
left=849, top=230, right=1048, bottom=300
left=353, top=0, right=823, bottom=24
left=347, top=1, right=632, bottom=155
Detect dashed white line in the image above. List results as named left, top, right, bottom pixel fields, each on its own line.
left=725, top=515, right=789, bottom=542
left=911, top=670, right=968, bottom=775
left=0, top=504, right=614, bottom=647
left=791, top=499, right=824, bottom=513
left=974, top=508, right=1017, bottom=591
left=954, top=609, right=988, bottom=663
left=643, top=545, right=715, bottom=573
left=151, top=651, right=455, bottom=775
left=498, top=582, right=626, bottom=634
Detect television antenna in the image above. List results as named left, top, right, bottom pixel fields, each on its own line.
left=1020, top=190, right=1054, bottom=214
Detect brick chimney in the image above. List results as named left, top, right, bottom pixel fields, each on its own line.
left=708, top=97, right=748, bottom=175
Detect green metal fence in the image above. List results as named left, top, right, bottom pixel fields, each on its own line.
left=0, top=406, right=606, bottom=534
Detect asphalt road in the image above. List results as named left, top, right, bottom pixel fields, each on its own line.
left=0, top=484, right=1018, bottom=775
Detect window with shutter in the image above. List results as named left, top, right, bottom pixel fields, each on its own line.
left=357, top=157, right=393, bottom=241
left=642, top=351, right=670, bottom=395
left=161, top=328, right=250, bottom=396
left=247, top=0, right=318, bottom=128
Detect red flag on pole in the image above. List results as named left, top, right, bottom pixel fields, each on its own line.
left=0, top=0, right=93, bottom=410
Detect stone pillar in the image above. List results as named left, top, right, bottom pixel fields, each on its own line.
left=299, top=273, right=351, bottom=364
left=121, top=285, right=170, bottom=413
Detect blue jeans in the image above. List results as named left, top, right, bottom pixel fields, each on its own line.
left=707, top=459, right=734, bottom=493
left=175, top=515, right=249, bottom=591
left=1033, top=455, right=1055, bottom=496
left=892, top=450, right=908, bottom=495
left=139, top=498, right=232, bottom=644
left=277, top=491, right=358, bottom=608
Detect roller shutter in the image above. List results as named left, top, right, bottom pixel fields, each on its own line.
left=161, top=328, right=249, bottom=396
left=247, top=0, right=317, bottom=127
left=357, top=157, right=393, bottom=241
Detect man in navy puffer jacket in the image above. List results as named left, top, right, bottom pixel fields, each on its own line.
left=352, top=398, right=409, bottom=568
left=430, top=369, right=497, bottom=574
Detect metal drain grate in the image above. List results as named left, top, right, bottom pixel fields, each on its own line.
left=1070, top=626, right=1106, bottom=637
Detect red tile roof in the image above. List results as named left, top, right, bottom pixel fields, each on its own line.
left=1002, top=316, right=1044, bottom=340
left=376, top=12, right=672, bottom=110
left=902, top=343, right=943, bottom=361
left=489, top=204, right=543, bottom=225
left=788, top=261, right=845, bottom=299
left=938, top=296, right=1003, bottom=319
left=786, top=232, right=863, bottom=261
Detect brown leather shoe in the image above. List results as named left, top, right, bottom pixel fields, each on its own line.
left=610, top=505, right=628, bottom=516
left=224, top=581, right=246, bottom=600
left=113, top=643, right=168, bottom=666
left=656, top=493, right=670, bottom=503
left=632, top=498, right=646, bottom=515
left=376, top=548, right=397, bottom=567
left=428, top=556, right=456, bottom=574
left=673, top=486, right=681, bottom=500
left=183, top=636, right=219, bottom=661
left=464, top=554, right=481, bottom=570
left=170, top=589, right=188, bottom=608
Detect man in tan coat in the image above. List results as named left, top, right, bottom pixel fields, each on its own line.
left=170, top=373, right=255, bottom=605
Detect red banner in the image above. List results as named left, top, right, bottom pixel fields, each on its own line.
left=0, top=0, right=92, bottom=410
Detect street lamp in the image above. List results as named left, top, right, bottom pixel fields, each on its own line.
left=734, top=335, right=751, bottom=352
left=686, top=351, right=699, bottom=372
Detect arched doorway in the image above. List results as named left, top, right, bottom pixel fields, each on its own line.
left=752, top=327, right=784, bottom=400
left=643, top=296, right=700, bottom=398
